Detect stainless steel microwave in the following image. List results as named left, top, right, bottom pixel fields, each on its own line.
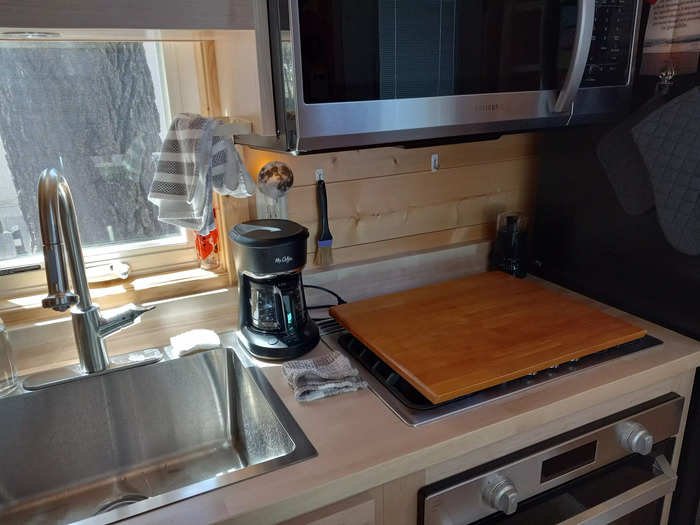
left=237, top=0, right=644, bottom=153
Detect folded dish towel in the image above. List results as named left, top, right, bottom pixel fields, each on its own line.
left=281, top=351, right=368, bottom=402
left=148, top=114, right=254, bottom=235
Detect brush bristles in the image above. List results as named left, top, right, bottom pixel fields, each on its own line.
left=314, top=245, right=334, bottom=266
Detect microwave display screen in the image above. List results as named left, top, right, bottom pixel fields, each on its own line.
left=296, top=0, right=635, bottom=104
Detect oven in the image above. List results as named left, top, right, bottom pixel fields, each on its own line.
left=418, top=393, right=683, bottom=525
left=238, top=0, right=645, bottom=152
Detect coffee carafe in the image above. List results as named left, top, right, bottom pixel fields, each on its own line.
left=229, top=219, right=319, bottom=360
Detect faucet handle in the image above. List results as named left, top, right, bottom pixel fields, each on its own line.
left=42, top=291, right=79, bottom=312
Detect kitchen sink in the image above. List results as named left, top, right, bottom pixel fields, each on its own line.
left=0, top=339, right=316, bottom=524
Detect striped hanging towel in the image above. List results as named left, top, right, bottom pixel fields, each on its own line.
left=148, top=114, right=254, bottom=235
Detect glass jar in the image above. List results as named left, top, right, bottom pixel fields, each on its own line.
left=0, top=317, right=17, bottom=396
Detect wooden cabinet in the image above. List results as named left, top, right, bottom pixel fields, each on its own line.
left=279, top=372, right=696, bottom=525
left=277, top=472, right=425, bottom=525
left=280, top=490, right=382, bottom=525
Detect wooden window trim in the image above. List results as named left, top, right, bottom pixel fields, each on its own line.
left=1, top=266, right=230, bottom=327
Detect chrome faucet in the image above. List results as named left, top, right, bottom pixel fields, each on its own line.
left=35, top=168, right=155, bottom=375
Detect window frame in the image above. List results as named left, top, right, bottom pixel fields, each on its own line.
left=0, top=40, right=205, bottom=301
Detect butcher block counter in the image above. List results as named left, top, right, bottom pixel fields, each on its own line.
left=10, top=244, right=700, bottom=525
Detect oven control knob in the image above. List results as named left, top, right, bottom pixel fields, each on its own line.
left=616, top=421, right=654, bottom=455
left=482, top=474, right=519, bottom=515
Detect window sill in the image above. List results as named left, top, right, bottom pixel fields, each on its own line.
left=0, top=266, right=231, bottom=328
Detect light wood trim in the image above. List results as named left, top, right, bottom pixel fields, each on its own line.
left=161, top=42, right=203, bottom=115
left=306, top=224, right=494, bottom=269
left=289, top=161, right=536, bottom=252
left=217, top=193, right=251, bottom=285
left=381, top=471, right=426, bottom=525
left=660, top=370, right=695, bottom=524
left=0, top=241, right=198, bottom=299
left=195, top=41, right=223, bottom=117
left=214, top=32, right=265, bottom=134
left=280, top=489, right=382, bottom=525
left=193, top=40, right=252, bottom=284
left=1, top=268, right=229, bottom=327
left=242, top=133, right=540, bottom=187
left=425, top=371, right=697, bottom=484
left=0, top=0, right=254, bottom=30
left=251, top=2, right=277, bottom=137
left=241, top=135, right=539, bottom=272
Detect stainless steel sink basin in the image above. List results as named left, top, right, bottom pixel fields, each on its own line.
left=0, top=338, right=316, bottom=524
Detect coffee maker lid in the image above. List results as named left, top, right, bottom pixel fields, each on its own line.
left=229, top=219, right=309, bottom=247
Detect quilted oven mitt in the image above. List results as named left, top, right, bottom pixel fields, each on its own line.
left=632, top=87, right=700, bottom=256
left=597, top=93, right=662, bottom=215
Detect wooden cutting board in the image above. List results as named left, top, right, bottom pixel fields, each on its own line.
left=329, top=272, right=646, bottom=404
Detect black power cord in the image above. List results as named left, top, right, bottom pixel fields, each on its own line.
left=304, top=284, right=346, bottom=305
left=304, top=284, right=346, bottom=321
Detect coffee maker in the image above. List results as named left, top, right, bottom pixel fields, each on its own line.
left=229, top=219, right=319, bottom=360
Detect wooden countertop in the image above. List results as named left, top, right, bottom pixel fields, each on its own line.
left=122, top=289, right=700, bottom=524
left=9, top=244, right=700, bottom=525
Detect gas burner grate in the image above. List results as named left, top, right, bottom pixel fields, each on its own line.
left=315, top=318, right=345, bottom=336
left=338, top=334, right=664, bottom=411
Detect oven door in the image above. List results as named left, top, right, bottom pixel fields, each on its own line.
left=470, top=447, right=676, bottom=525
left=287, top=0, right=607, bottom=151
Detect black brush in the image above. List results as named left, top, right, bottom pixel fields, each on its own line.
left=313, top=169, right=333, bottom=266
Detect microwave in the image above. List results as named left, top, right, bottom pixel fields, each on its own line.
left=237, top=0, right=644, bottom=153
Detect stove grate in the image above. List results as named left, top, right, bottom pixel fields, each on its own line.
left=338, top=333, right=664, bottom=410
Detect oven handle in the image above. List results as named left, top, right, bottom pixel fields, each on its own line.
left=552, top=0, right=595, bottom=114
left=557, top=455, right=677, bottom=525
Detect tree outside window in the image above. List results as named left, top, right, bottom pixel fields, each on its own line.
left=0, top=41, right=181, bottom=266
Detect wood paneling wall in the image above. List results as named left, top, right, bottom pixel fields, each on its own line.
left=241, top=134, right=539, bottom=268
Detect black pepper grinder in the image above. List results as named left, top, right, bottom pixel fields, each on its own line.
left=491, top=212, right=529, bottom=278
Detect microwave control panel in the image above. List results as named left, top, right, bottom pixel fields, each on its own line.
left=582, top=0, right=638, bottom=87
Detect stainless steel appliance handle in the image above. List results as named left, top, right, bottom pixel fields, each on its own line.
left=552, top=0, right=596, bottom=113
left=558, top=455, right=677, bottom=525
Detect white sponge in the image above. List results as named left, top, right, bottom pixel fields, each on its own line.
left=170, top=329, right=221, bottom=357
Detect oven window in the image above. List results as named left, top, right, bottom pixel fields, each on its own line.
left=298, top=0, right=573, bottom=103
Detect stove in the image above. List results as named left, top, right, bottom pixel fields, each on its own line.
left=318, top=319, right=662, bottom=426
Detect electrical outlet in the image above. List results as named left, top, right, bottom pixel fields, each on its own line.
left=431, top=153, right=439, bottom=172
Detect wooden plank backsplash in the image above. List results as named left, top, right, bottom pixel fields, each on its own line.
left=240, top=133, right=539, bottom=268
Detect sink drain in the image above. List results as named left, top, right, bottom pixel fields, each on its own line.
left=95, top=494, right=148, bottom=514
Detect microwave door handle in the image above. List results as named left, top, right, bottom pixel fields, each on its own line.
left=557, top=455, right=677, bottom=525
left=552, top=0, right=595, bottom=114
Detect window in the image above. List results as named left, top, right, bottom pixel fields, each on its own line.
left=0, top=40, right=203, bottom=297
